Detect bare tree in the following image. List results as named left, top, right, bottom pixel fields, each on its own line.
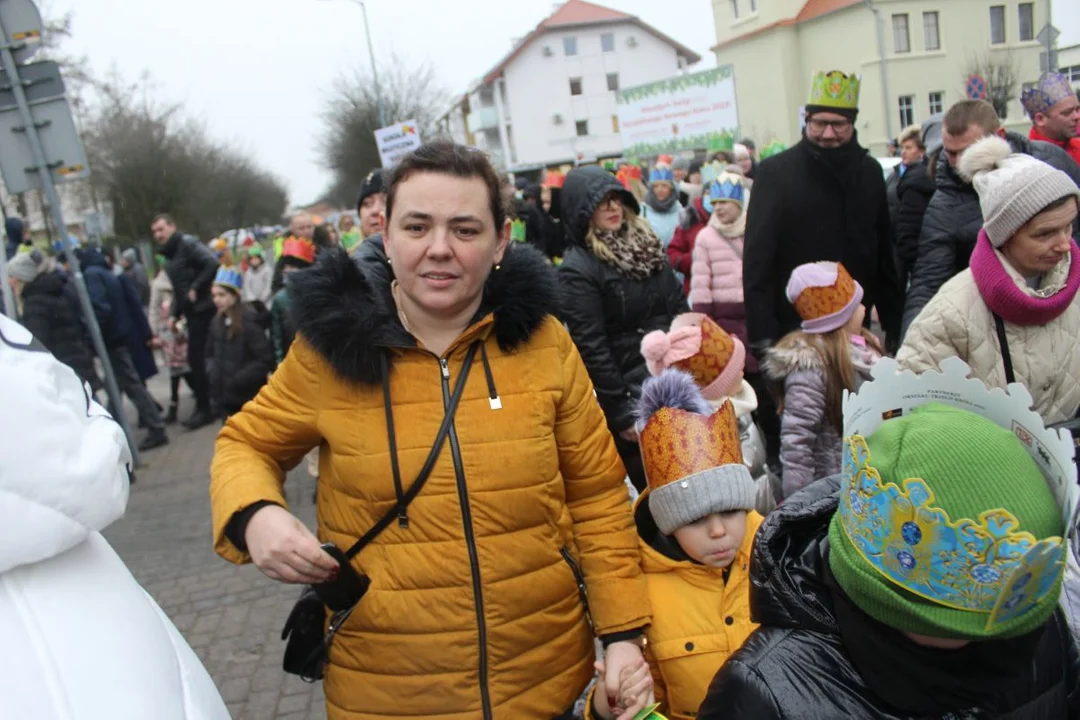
left=964, top=52, right=1020, bottom=120
left=318, top=55, right=449, bottom=207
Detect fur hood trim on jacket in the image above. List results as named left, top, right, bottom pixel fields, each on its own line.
left=288, top=243, right=558, bottom=385
left=762, top=334, right=824, bottom=381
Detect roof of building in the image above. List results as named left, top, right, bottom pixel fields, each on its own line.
left=712, top=0, right=861, bottom=51
left=481, top=0, right=701, bottom=86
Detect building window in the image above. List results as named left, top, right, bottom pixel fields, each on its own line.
left=569, top=77, right=583, bottom=96
left=990, top=6, right=1005, bottom=45
left=1018, top=3, right=1034, bottom=41
left=928, top=91, right=944, bottom=115
left=749, top=0, right=757, bottom=11
left=563, top=36, right=577, bottom=56
left=612, top=115, right=620, bottom=133
left=1064, top=66, right=1080, bottom=83
left=730, top=0, right=739, bottom=20
left=923, top=12, right=940, bottom=51
left=892, top=14, right=910, bottom=53
left=601, top=33, right=615, bottom=52
left=576, top=120, right=589, bottom=137
left=606, top=73, right=619, bottom=91
left=898, top=95, right=915, bottom=128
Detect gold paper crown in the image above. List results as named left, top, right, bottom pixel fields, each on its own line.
left=808, top=70, right=861, bottom=110
left=640, top=399, right=744, bottom=491
left=793, top=263, right=857, bottom=322
left=672, top=316, right=735, bottom=388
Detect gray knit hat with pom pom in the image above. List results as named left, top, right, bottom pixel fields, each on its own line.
left=957, top=135, right=1079, bottom=247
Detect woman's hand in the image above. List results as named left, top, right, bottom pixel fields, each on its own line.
left=245, top=505, right=339, bottom=584
left=590, top=661, right=617, bottom=720
left=604, top=641, right=654, bottom=720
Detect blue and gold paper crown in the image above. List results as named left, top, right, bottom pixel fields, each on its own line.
left=1021, top=72, right=1075, bottom=118
left=840, top=357, right=1078, bottom=631
left=705, top=173, right=745, bottom=209
left=649, top=165, right=675, bottom=185
left=214, top=266, right=243, bottom=293
left=808, top=70, right=861, bottom=110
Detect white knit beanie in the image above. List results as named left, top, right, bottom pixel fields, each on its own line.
left=958, top=136, right=1080, bottom=248
left=7, top=249, right=43, bottom=283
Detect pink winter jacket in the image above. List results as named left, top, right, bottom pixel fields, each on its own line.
left=689, top=226, right=744, bottom=308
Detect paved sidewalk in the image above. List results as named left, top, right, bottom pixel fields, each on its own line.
left=103, top=375, right=327, bottom=720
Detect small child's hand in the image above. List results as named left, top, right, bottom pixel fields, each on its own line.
left=591, top=661, right=618, bottom=720
left=616, top=660, right=654, bottom=718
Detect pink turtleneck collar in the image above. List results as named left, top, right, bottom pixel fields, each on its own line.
left=968, top=229, right=1080, bottom=326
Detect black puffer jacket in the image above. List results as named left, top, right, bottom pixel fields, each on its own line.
left=699, top=476, right=1080, bottom=719
left=558, top=166, right=687, bottom=432
left=19, top=270, right=97, bottom=387
left=894, top=157, right=937, bottom=289
left=161, top=231, right=219, bottom=318
left=205, top=306, right=274, bottom=416
left=902, top=132, right=1080, bottom=337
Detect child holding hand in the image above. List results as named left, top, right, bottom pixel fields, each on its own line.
left=588, top=369, right=763, bottom=720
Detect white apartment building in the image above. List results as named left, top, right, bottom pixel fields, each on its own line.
left=435, top=0, right=701, bottom=171
left=711, top=0, right=1051, bottom=156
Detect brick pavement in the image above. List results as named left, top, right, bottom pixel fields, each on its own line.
left=103, top=374, right=327, bottom=720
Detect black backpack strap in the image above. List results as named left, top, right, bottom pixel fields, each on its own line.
left=993, top=312, right=1016, bottom=386
left=343, top=341, right=480, bottom=560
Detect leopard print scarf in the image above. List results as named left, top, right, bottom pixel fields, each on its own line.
left=588, top=218, right=669, bottom=280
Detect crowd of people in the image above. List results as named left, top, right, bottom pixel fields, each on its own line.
left=3, top=67, right=1080, bottom=720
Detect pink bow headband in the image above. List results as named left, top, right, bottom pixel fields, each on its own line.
left=641, top=326, right=701, bottom=376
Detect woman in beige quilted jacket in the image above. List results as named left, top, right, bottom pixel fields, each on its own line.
left=898, top=136, right=1080, bottom=424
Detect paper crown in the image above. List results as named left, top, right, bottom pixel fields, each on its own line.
left=699, top=160, right=726, bottom=185
left=638, top=379, right=745, bottom=490
left=759, top=139, right=787, bottom=159
left=649, top=164, right=675, bottom=185
left=616, top=164, right=642, bottom=190
left=281, top=238, right=316, bottom=264
left=1021, top=72, right=1075, bottom=118
left=708, top=131, right=736, bottom=153
left=214, top=266, right=243, bottom=293
left=809, top=70, right=861, bottom=110
left=641, top=315, right=745, bottom=401
left=247, top=245, right=264, bottom=258
left=543, top=169, right=565, bottom=188
left=840, top=357, right=1078, bottom=631
left=786, top=261, right=863, bottom=333
left=705, top=172, right=746, bottom=209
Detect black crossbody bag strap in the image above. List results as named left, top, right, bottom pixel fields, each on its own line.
left=342, top=341, right=480, bottom=561
left=993, top=312, right=1016, bottom=386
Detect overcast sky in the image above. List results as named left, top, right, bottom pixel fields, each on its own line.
left=49, top=0, right=715, bottom=207
left=49, top=0, right=1080, bottom=207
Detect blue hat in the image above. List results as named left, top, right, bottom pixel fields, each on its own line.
left=214, top=266, right=243, bottom=293
left=649, top=165, right=675, bottom=186
left=705, top=172, right=746, bottom=210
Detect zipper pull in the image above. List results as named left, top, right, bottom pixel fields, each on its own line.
left=440, top=358, right=450, bottom=379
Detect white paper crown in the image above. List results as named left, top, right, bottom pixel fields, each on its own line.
left=843, top=357, right=1079, bottom=533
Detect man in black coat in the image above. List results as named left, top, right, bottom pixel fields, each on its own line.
left=744, top=71, right=903, bottom=356
left=77, top=246, right=168, bottom=451
left=151, top=213, right=219, bottom=429
left=900, top=100, right=1080, bottom=338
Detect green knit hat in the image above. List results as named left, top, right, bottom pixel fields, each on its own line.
left=829, top=403, right=1065, bottom=640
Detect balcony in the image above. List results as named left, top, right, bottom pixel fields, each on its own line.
left=467, top=106, right=500, bottom=131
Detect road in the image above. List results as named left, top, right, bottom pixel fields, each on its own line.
left=104, top=373, right=327, bottom=720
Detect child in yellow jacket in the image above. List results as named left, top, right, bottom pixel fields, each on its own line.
left=589, top=369, right=762, bottom=720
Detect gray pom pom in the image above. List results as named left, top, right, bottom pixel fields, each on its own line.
left=635, top=369, right=712, bottom=430
left=957, top=135, right=1012, bottom=183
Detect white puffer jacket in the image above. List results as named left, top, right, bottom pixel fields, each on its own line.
left=897, top=252, right=1080, bottom=425
left=0, top=315, right=229, bottom=719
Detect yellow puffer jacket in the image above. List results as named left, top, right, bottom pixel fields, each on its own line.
left=587, top=499, right=762, bottom=720
left=210, top=245, right=650, bottom=720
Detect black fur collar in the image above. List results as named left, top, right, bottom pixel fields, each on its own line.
left=288, top=243, right=558, bottom=385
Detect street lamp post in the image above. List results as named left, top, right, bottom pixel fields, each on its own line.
left=322, top=0, right=387, bottom=128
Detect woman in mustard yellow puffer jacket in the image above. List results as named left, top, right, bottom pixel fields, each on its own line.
left=210, top=142, right=653, bottom=720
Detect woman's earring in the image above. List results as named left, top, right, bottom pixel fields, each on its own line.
left=494, top=263, right=501, bottom=271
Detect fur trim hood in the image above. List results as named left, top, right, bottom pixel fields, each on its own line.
left=287, top=243, right=558, bottom=385
left=761, top=334, right=824, bottom=381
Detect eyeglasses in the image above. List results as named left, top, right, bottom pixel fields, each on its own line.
left=808, top=118, right=853, bottom=132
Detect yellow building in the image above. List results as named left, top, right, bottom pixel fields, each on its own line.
left=712, top=0, right=1050, bottom=155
